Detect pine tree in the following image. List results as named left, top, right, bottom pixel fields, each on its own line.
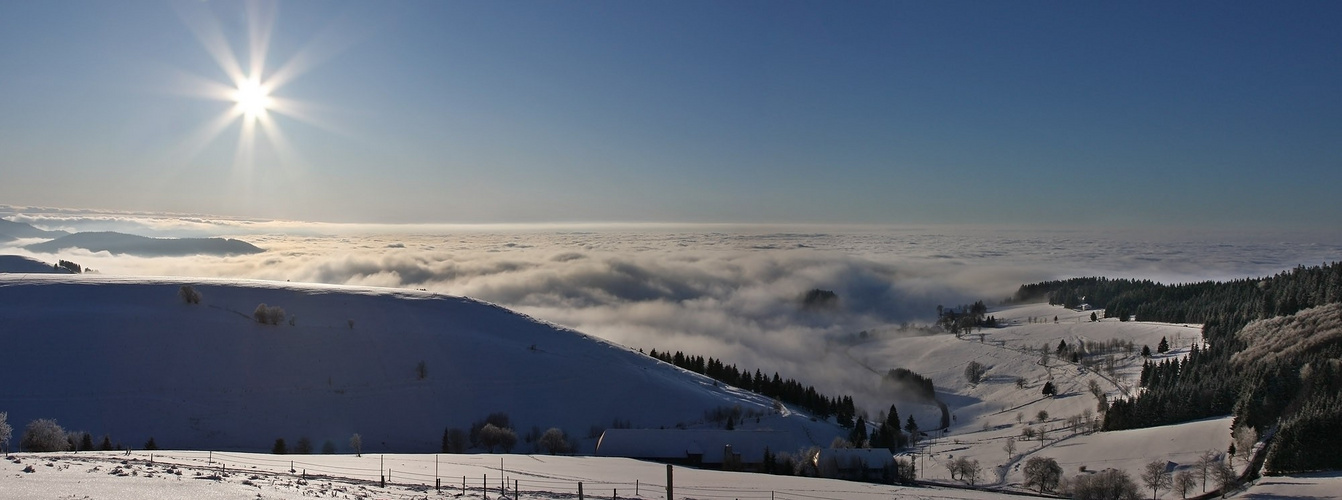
left=905, top=415, right=919, bottom=444
left=1158, top=337, right=1170, bottom=353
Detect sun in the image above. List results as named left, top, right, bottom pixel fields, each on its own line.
left=233, top=77, right=273, bottom=119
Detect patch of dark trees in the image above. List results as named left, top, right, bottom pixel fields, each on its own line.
left=1017, top=262, right=1342, bottom=473
left=936, top=301, right=998, bottom=335
left=647, top=349, right=859, bottom=428
left=801, top=289, right=839, bottom=310
left=882, top=368, right=936, bottom=403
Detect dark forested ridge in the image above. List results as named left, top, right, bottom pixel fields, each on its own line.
left=646, top=349, right=859, bottom=428
left=1015, top=262, right=1342, bottom=473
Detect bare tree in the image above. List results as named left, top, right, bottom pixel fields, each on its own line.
left=1023, top=456, right=1062, bottom=493
left=1212, top=459, right=1238, bottom=493
left=1037, top=410, right=1050, bottom=422
left=1067, top=468, right=1140, bottom=500
left=179, top=285, right=201, bottom=304
left=1173, top=470, right=1195, bottom=499
left=964, top=361, right=987, bottom=384
left=1140, top=459, right=1172, bottom=500
left=1195, top=451, right=1217, bottom=492
left=1003, top=436, right=1016, bottom=460
left=960, top=458, right=982, bottom=485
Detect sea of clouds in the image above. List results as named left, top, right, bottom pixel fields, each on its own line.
left=6, top=206, right=1342, bottom=412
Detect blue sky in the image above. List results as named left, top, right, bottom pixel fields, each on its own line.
left=1, top=1, right=1338, bottom=228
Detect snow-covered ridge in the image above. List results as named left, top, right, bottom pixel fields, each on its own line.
left=0, top=274, right=841, bottom=454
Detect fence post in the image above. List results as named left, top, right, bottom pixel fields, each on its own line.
left=636, top=480, right=639, bottom=496
left=515, top=479, right=519, bottom=498
left=579, top=481, right=584, bottom=500
left=666, top=464, right=673, bottom=500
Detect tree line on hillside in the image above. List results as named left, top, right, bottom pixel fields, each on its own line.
left=1016, top=262, right=1342, bottom=473
left=647, top=349, right=859, bottom=427
left=935, top=301, right=998, bottom=335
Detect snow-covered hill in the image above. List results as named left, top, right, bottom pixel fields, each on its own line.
left=0, top=275, right=842, bottom=453
left=0, top=255, right=72, bottom=274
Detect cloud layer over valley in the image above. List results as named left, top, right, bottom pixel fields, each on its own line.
left=6, top=208, right=1341, bottom=413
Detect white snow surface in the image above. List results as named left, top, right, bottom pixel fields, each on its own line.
left=2, top=275, right=1318, bottom=499
left=0, top=450, right=1010, bottom=500
left=0, top=274, right=843, bottom=454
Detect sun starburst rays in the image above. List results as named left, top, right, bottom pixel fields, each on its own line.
left=170, top=0, right=335, bottom=189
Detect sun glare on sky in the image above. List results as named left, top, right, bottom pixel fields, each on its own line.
left=233, top=77, right=273, bottom=119
left=170, top=0, right=342, bottom=186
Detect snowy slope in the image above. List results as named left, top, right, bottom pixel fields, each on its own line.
left=0, top=255, right=71, bottom=274
left=0, top=275, right=842, bottom=453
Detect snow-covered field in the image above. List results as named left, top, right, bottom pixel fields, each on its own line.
left=4, top=272, right=1341, bottom=499
left=0, top=450, right=1008, bottom=500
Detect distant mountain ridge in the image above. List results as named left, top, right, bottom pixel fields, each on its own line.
left=0, top=217, right=70, bottom=239
left=24, top=231, right=264, bottom=256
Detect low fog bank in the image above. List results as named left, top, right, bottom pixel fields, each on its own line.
left=7, top=212, right=1341, bottom=414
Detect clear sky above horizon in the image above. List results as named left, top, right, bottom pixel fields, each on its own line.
left=1, top=1, right=1338, bottom=229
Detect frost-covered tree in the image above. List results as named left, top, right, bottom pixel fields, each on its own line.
left=538, top=428, right=570, bottom=454
left=21, top=419, right=70, bottom=452
left=254, top=303, right=286, bottom=325
left=0, top=412, right=11, bottom=455
left=349, top=433, right=362, bottom=456
left=1003, top=436, right=1016, bottom=459
left=479, top=424, right=517, bottom=453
